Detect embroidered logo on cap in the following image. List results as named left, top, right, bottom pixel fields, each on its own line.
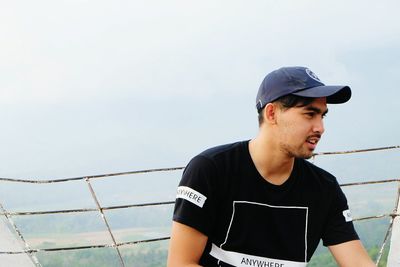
left=343, top=209, right=353, bottom=222
left=305, top=68, right=321, bottom=82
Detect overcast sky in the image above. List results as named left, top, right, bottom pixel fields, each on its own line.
left=1, top=0, right=399, bottom=179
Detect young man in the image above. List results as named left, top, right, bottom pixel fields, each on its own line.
left=168, top=66, right=375, bottom=266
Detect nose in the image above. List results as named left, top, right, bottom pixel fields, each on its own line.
left=313, top=117, right=325, bottom=135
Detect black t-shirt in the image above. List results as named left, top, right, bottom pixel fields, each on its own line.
left=173, top=141, right=359, bottom=266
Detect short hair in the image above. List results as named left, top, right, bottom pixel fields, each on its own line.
left=258, top=94, right=314, bottom=125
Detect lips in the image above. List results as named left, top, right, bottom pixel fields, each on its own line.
left=306, top=135, right=321, bottom=150
left=307, top=138, right=318, bottom=144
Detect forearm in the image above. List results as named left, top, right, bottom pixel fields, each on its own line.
left=329, top=240, right=375, bottom=267
left=167, top=222, right=208, bottom=267
left=167, top=255, right=204, bottom=267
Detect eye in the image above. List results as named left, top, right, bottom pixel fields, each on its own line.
left=305, top=112, right=315, bottom=118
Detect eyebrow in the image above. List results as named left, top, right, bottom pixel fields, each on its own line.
left=304, top=106, right=329, bottom=116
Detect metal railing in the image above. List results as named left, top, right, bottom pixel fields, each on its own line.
left=0, top=146, right=399, bottom=266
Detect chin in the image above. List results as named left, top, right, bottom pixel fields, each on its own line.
left=293, top=149, right=314, bottom=159
left=303, top=154, right=314, bottom=159
left=281, top=144, right=314, bottom=159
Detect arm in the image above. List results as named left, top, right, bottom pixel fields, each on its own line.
left=329, top=240, right=375, bottom=267
left=167, top=221, right=208, bottom=267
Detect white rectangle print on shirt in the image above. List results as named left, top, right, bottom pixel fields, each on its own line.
left=214, top=201, right=309, bottom=265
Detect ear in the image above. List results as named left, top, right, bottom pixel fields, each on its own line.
left=264, top=103, right=278, bottom=124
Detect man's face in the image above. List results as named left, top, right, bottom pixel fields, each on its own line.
left=275, top=97, right=328, bottom=159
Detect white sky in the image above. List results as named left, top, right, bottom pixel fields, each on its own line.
left=1, top=0, right=399, bottom=178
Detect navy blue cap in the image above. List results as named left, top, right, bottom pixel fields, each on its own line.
left=256, top=66, right=351, bottom=112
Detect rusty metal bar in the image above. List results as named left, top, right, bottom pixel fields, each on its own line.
left=0, top=145, right=398, bottom=184
left=313, top=145, right=400, bottom=156
left=0, top=204, right=42, bottom=266
left=0, top=201, right=175, bottom=216
left=387, top=182, right=400, bottom=265
left=0, top=167, right=185, bottom=184
left=0, top=237, right=170, bottom=255
left=85, top=178, right=125, bottom=267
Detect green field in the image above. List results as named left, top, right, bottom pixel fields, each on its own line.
left=22, top=217, right=391, bottom=266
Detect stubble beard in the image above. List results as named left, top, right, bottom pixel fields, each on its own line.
left=280, top=142, right=314, bottom=159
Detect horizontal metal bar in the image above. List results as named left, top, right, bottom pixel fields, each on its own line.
left=0, top=237, right=171, bottom=254
left=353, top=213, right=399, bottom=222
left=2, top=179, right=399, bottom=216
left=313, top=145, right=400, bottom=156
left=0, top=167, right=185, bottom=184
left=0, top=201, right=176, bottom=216
left=340, top=178, right=400, bottom=187
left=0, top=213, right=398, bottom=254
left=0, top=145, right=398, bottom=184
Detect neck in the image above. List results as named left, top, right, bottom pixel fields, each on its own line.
left=249, top=135, right=295, bottom=185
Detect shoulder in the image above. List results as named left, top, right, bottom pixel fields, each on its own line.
left=296, top=159, right=348, bottom=211
left=184, top=140, right=248, bottom=177
left=297, top=158, right=340, bottom=188
left=199, top=140, right=248, bottom=159
left=191, top=141, right=248, bottom=166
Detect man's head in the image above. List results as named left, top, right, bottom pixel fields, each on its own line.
left=256, top=66, right=351, bottom=125
left=255, top=66, right=351, bottom=158
left=256, top=66, right=351, bottom=113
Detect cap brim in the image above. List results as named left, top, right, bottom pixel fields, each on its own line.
left=292, top=85, right=351, bottom=104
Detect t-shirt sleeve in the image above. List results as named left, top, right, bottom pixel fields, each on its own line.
left=322, top=179, right=359, bottom=246
left=172, top=155, right=218, bottom=236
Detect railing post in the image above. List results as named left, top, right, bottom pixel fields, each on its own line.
left=387, top=182, right=400, bottom=267
left=0, top=204, right=41, bottom=267
left=85, top=178, right=126, bottom=267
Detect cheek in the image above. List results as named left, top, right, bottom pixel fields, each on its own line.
left=280, top=122, right=309, bottom=140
